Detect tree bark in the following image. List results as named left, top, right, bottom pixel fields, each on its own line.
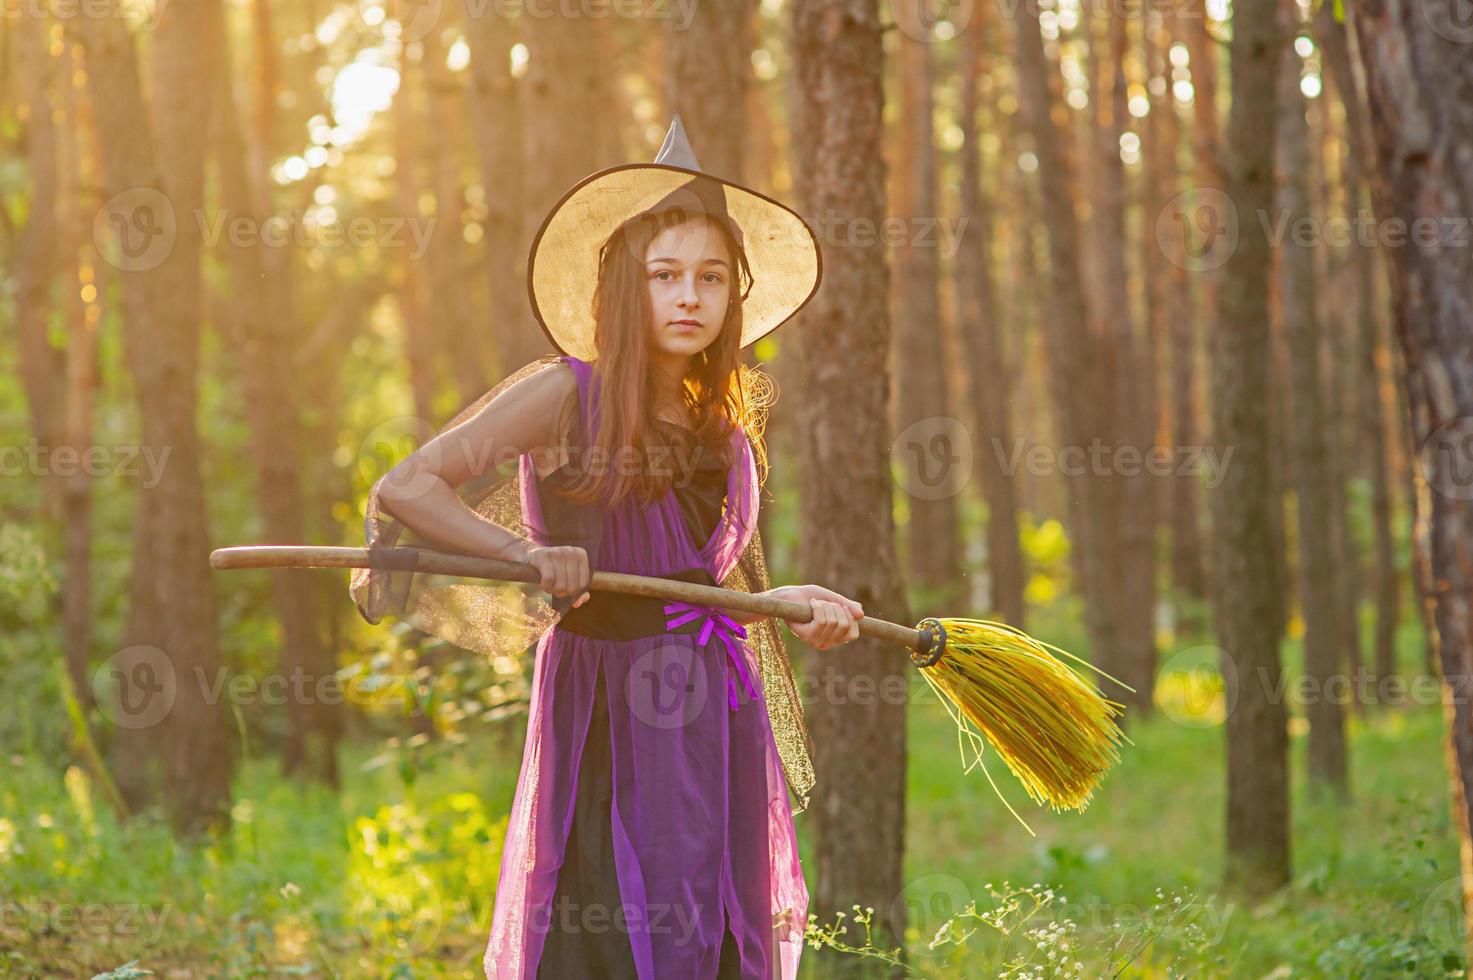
left=393, top=45, right=439, bottom=424
left=892, top=0, right=964, bottom=612
left=60, top=30, right=102, bottom=723
left=1009, top=1, right=1137, bottom=709
left=1213, top=0, right=1291, bottom=895
left=1348, top=0, right=1473, bottom=959
left=1314, top=4, right=1396, bottom=693
left=73, top=4, right=234, bottom=837
left=461, top=0, right=523, bottom=380
left=957, top=3, right=1025, bottom=627
left=790, top=0, right=909, bottom=963
left=1089, top=9, right=1157, bottom=716
left=664, top=0, right=751, bottom=180
left=15, top=14, right=65, bottom=477
left=211, top=5, right=340, bottom=786
left=1151, top=9, right=1208, bottom=625
left=1275, top=2, right=1347, bottom=794
left=422, top=24, right=486, bottom=406
left=519, top=15, right=608, bottom=369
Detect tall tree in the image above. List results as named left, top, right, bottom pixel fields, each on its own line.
left=1009, top=1, right=1143, bottom=710
left=1147, top=7, right=1208, bottom=624
left=422, top=24, right=485, bottom=406
left=58, top=33, right=104, bottom=723
left=461, top=0, right=523, bottom=380
left=72, top=3, right=234, bottom=836
left=209, top=4, right=340, bottom=785
left=1311, top=12, right=1405, bottom=689
left=1349, top=0, right=1473, bottom=957
left=1085, top=9, right=1157, bottom=714
left=893, top=0, right=964, bottom=611
left=1275, top=2, right=1346, bottom=793
left=1211, top=0, right=1290, bottom=894
left=392, top=40, right=439, bottom=424
left=14, top=14, right=64, bottom=480
left=664, top=0, right=751, bottom=179
left=1180, top=0, right=1222, bottom=612
left=518, top=16, right=607, bottom=371
left=790, top=0, right=909, bottom=956
left=957, top=2, right=1025, bottom=627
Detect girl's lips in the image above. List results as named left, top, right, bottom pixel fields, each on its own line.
left=671, top=321, right=701, bottom=331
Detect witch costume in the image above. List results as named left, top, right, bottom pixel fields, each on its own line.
left=348, top=116, right=824, bottom=979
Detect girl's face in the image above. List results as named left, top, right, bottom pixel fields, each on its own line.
left=644, top=216, right=732, bottom=367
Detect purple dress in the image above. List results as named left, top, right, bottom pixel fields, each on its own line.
left=483, top=355, right=809, bottom=979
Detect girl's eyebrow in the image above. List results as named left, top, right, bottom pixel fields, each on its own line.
left=645, top=256, right=730, bottom=268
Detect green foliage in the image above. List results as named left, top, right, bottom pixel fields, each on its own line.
left=346, top=792, right=507, bottom=960
left=1019, top=513, right=1072, bottom=611
left=0, top=523, right=65, bottom=759
left=805, top=884, right=1221, bottom=978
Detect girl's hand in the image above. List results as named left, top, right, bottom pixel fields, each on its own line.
left=520, top=544, right=592, bottom=608
left=772, top=584, right=864, bottom=651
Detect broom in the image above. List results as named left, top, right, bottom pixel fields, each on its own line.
left=211, top=544, right=1129, bottom=830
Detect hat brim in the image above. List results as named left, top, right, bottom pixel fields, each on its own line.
left=527, top=163, right=822, bottom=363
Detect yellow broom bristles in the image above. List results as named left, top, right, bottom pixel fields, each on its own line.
left=916, top=617, right=1130, bottom=835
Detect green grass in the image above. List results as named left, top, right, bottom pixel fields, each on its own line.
left=1, top=626, right=1463, bottom=978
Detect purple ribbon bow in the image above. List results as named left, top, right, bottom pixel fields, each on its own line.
left=663, top=601, right=759, bottom=711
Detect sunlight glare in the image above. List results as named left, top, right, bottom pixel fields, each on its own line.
left=331, top=60, right=401, bottom=145
left=448, top=38, right=470, bottom=72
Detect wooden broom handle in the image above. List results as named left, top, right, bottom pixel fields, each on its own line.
left=209, top=545, right=928, bottom=651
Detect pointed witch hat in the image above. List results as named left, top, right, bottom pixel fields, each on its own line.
left=526, top=114, right=822, bottom=362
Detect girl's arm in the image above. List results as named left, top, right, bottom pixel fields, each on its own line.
left=376, top=361, right=591, bottom=604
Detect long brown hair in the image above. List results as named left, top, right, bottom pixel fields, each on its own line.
left=559, top=207, right=775, bottom=509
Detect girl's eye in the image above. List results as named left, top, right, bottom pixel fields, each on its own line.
left=653, top=270, right=673, bottom=281
left=702, top=273, right=723, bottom=284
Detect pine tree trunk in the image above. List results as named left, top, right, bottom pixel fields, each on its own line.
left=790, top=0, right=910, bottom=963
left=893, top=0, right=964, bottom=611
left=461, top=1, right=523, bottom=380
left=210, top=7, right=339, bottom=786
left=1212, top=0, right=1291, bottom=895
left=1348, top=0, right=1473, bottom=959
left=520, top=17, right=607, bottom=368
left=957, top=3, right=1025, bottom=627
left=664, top=0, right=751, bottom=180
left=1276, top=7, right=1347, bottom=794
left=393, top=47, right=439, bottom=424
left=1009, top=1, right=1132, bottom=706
left=73, top=4, right=235, bottom=837
left=422, top=26, right=485, bottom=406
left=1150, top=10, right=1208, bottom=625
left=15, top=15, right=64, bottom=479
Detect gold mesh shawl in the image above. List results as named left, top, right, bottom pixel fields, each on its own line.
left=349, top=356, right=816, bottom=814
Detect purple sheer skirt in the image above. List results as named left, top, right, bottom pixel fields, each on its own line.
left=483, top=356, right=808, bottom=979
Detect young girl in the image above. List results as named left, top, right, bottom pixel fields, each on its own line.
left=364, top=116, right=861, bottom=979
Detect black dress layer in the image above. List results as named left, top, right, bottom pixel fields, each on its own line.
left=533, top=435, right=747, bottom=979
